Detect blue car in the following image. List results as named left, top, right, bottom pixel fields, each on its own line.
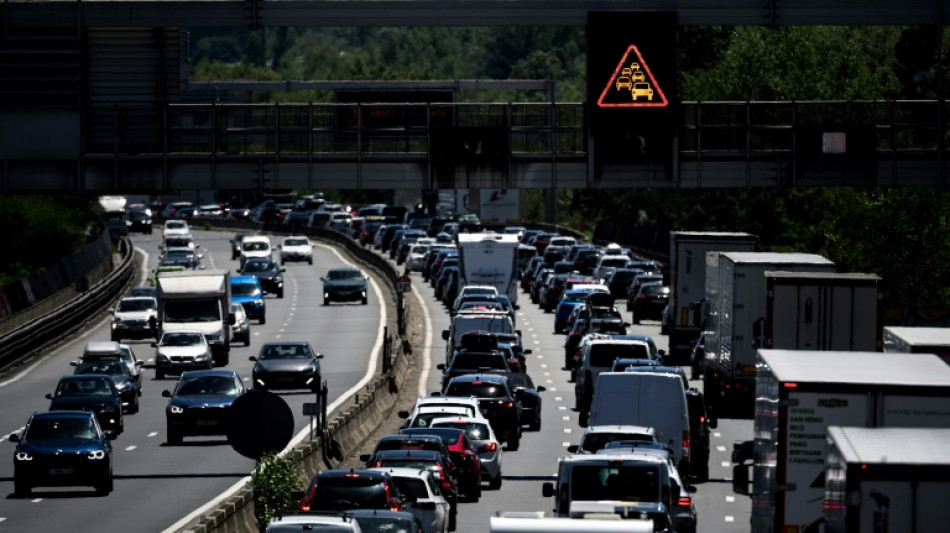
left=162, top=369, right=246, bottom=445
left=554, top=289, right=601, bottom=333
left=10, top=410, right=116, bottom=497
left=231, top=275, right=266, bottom=324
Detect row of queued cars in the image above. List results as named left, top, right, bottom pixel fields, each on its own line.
left=513, top=231, right=711, bottom=532
left=262, top=212, right=548, bottom=533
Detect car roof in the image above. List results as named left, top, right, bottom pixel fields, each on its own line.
left=178, top=369, right=238, bottom=379
left=232, top=275, right=262, bottom=285
left=368, top=466, right=435, bottom=481
left=317, top=468, right=392, bottom=480
left=84, top=340, right=123, bottom=353
left=375, top=449, right=443, bottom=459
left=447, top=373, right=508, bottom=384
left=31, top=410, right=97, bottom=421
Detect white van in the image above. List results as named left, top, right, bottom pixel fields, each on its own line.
left=587, top=371, right=690, bottom=473
left=239, top=235, right=272, bottom=267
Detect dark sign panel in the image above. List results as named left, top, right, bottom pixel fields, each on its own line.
left=587, top=11, right=678, bottom=167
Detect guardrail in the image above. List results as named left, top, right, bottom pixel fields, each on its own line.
left=0, top=237, right=134, bottom=374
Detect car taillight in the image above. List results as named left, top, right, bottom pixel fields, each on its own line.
left=637, top=293, right=647, bottom=300
left=682, top=431, right=690, bottom=459
left=437, top=465, right=452, bottom=491
left=299, top=491, right=314, bottom=511
left=677, top=495, right=692, bottom=507
left=482, top=442, right=497, bottom=452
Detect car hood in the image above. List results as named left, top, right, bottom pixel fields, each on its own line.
left=18, top=439, right=104, bottom=454
left=50, top=396, right=117, bottom=410
left=170, top=395, right=238, bottom=408
left=157, top=346, right=208, bottom=358
left=282, top=245, right=311, bottom=254
left=254, top=359, right=315, bottom=373
left=115, top=310, right=156, bottom=321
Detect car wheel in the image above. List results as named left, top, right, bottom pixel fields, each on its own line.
left=130, top=395, right=140, bottom=414
left=579, top=410, right=589, bottom=428
left=361, top=297, right=368, bottom=305
left=489, top=473, right=502, bottom=490
left=473, top=479, right=482, bottom=501
left=110, top=333, right=119, bottom=342
left=260, top=315, right=266, bottom=325
left=96, top=474, right=114, bottom=495
left=244, top=336, right=251, bottom=347
left=507, top=434, right=520, bottom=451
left=323, top=298, right=329, bottom=306
left=448, top=508, right=457, bottom=532
left=156, top=369, right=165, bottom=380
left=167, top=424, right=182, bottom=445
left=278, top=290, right=284, bottom=298
left=14, top=476, right=31, bottom=497
left=530, top=413, right=541, bottom=431
left=308, top=258, right=313, bottom=265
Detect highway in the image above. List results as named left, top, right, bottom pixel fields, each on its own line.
left=395, top=249, right=755, bottom=532
left=0, top=229, right=389, bottom=532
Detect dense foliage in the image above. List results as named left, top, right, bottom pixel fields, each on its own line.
left=251, top=452, right=303, bottom=529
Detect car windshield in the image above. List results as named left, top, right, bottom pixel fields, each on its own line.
left=176, top=375, right=239, bottom=396
left=117, top=298, right=156, bottom=312
left=327, top=269, right=362, bottom=280
left=284, top=238, right=309, bottom=246
left=570, top=465, right=661, bottom=502
left=590, top=344, right=649, bottom=367
left=445, top=382, right=507, bottom=399
left=244, top=260, right=275, bottom=273
left=161, top=332, right=205, bottom=347
left=351, top=516, right=416, bottom=533
left=26, top=417, right=98, bottom=441
left=311, top=478, right=390, bottom=510
left=643, top=285, right=669, bottom=296
left=450, top=353, right=508, bottom=371
left=243, top=241, right=269, bottom=251
left=75, top=361, right=126, bottom=377
left=166, top=221, right=186, bottom=230
left=232, top=283, right=261, bottom=296
left=163, top=300, right=221, bottom=323
left=56, top=378, right=113, bottom=397
left=259, top=344, right=311, bottom=360
left=392, top=478, right=429, bottom=500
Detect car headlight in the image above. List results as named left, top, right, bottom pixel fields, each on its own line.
left=115, top=381, right=131, bottom=391
left=170, top=405, right=184, bottom=414
left=87, top=450, right=107, bottom=460
left=15, top=452, right=33, bottom=461
left=206, top=331, right=222, bottom=342
left=254, top=299, right=264, bottom=306
left=195, top=352, right=210, bottom=361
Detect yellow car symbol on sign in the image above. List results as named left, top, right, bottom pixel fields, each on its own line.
left=631, top=83, right=653, bottom=101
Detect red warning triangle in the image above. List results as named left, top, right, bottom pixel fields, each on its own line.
left=596, top=45, right=669, bottom=108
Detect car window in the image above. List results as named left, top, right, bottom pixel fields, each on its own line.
left=232, top=282, right=261, bottom=296
left=117, top=298, right=156, bottom=312
left=328, top=269, right=362, bottom=280
left=26, top=417, right=97, bottom=440
left=571, top=465, right=660, bottom=501
left=589, top=344, right=649, bottom=367
left=445, top=382, right=507, bottom=398
left=392, top=478, right=429, bottom=500
left=162, top=332, right=205, bottom=346
left=176, top=375, right=240, bottom=396
left=259, top=344, right=311, bottom=359
left=57, top=377, right=113, bottom=397
left=312, top=478, right=390, bottom=509
left=76, top=361, right=127, bottom=376
left=284, top=238, right=309, bottom=246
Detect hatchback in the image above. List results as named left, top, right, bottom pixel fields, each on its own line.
left=299, top=468, right=405, bottom=513
left=162, top=369, right=246, bottom=445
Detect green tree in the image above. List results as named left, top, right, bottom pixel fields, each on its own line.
left=251, top=452, right=302, bottom=530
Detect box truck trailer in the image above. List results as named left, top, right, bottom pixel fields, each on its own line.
left=765, top=271, right=882, bottom=352
left=154, top=269, right=233, bottom=366
left=732, top=349, right=950, bottom=533
left=882, top=326, right=950, bottom=362
left=823, top=426, right=950, bottom=533
left=703, top=252, right=836, bottom=419
left=664, top=231, right=758, bottom=364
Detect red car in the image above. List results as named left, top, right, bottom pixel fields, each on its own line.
left=400, top=427, right=483, bottom=502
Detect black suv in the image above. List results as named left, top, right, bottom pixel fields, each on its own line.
left=686, top=387, right=714, bottom=482
left=437, top=350, right=511, bottom=392
left=321, top=267, right=369, bottom=305
left=241, top=256, right=286, bottom=298
left=442, top=373, right=522, bottom=450
left=249, top=341, right=323, bottom=392
left=298, top=469, right=405, bottom=512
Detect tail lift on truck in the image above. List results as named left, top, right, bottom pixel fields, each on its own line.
left=732, top=349, right=950, bottom=533
left=823, top=426, right=950, bottom=533
left=153, top=269, right=234, bottom=366
left=665, top=231, right=757, bottom=364
left=702, top=252, right=837, bottom=419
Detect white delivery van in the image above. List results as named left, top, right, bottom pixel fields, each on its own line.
left=587, top=371, right=690, bottom=473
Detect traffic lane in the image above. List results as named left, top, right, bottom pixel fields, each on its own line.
left=0, top=230, right=386, bottom=533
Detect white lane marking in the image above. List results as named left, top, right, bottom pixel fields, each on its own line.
left=540, top=364, right=548, bottom=369
left=163, top=243, right=387, bottom=533
left=549, top=387, right=557, bottom=391
left=726, top=496, right=735, bottom=503
left=1, top=427, right=24, bottom=441
left=562, top=416, right=570, bottom=421
left=148, top=432, right=158, bottom=438
left=125, top=446, right=136, bottom=451
left=546, top=380, right=553, bottom=384
left=536, top=354, right=543, bottom=359
left=725, top=516, right=735, bottom=523
left=31, top=498, right=43, bottom=503
left=562, top=442, right=571, bottom=447
left=563, top=428, right=572, bottom=434
left=558, top=406, right=567, bottom=411
left=554, top=397, right=563, bottom=402
left=414, top=274, right=433, bottom=399
left=714, top=432, right=722, bottom=438
left=0, top=518, right=6, bottom=524
left=533, top=340, right=540, bottom=345
left=717, top=445, right=727, bottom=452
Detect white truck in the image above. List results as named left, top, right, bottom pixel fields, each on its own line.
left=732, top=349, right=950, bottom=533
left=457, top=232, right=521, bottom=306
left=765, top=271, right=882, bottom=351
left=823, top=426, right=950, bottom=533
left=702, top=252, right=836, bottom=418
left=479, top=189, right=521, bottom=225
left=665, top=231, right=758, bottom=364
left=154, top=269, right=234, bottom=366
left=883, top=326, right=950, bottom=361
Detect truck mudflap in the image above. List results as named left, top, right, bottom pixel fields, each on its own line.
left=210, top=340, right=229, bottom=366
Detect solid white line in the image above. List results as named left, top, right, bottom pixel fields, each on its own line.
left=714, top=432, right=722, bottom=438
left=414, top=276, right=433, bottom=399
left=31, top=498, right=42, bottom=503
left=161, top=243, right=387, bottom=533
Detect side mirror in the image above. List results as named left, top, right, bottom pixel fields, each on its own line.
left=135, top=361, right=144, bottom=367
left=104, top=430, right=118, bottom=441
left=566, top=444, right=579, bottom=453
left=45, top=393, right=53, bottom=399
left=397, top=410, right=410, bottom=419
left=314, top=353, right=325, bottom=360
left=359, top=454, right=371, bottom=463
left=436, top=364, right=446, bottom=371
left=70, top=360, right=79, bottom=367
left=709, top=415, right=718, bottom=429
left=542, top=482, right=555, bottom=498
left=523, top=349, right=533, bottom=355
left=249, top=356, right=258, bottom=362
left=150, top=342, right=158, bottom=348
left=536, top=385, right=546, bottom=392
left=9, top=433, right=20, bottom=442
left=622, top=322, right=631, bottom=328
left=441, top=330, right=450, bottom=341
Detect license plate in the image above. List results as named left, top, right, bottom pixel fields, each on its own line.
left=651, top=298, right=665, bottom=303
left=196, top=420, right=219, bottom=426
left=277, top=376, right=296, bottom=383
left=49, top=467, right=74, bottom=475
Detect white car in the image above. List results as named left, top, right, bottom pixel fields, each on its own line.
left=109, top=296, right=158, bottom=341
left=398, top=395, right=488, bottom=428
left=239, top=235, right=272, bottom=268
left=430, top=415, right=503, bottom=490
left=370, top=467, right=451, bottom=533
left=278, top=236, right=313, bottom=265
left=265, top=513, right=363, bottom=533
left=152, top=330, right=213, bottom=379
left=406, top=243, right=431, bottom=272
left=162, top=219, right=190, bottom=240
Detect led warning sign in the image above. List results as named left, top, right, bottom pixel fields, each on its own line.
left=597, top=46, right=668, bottom=108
